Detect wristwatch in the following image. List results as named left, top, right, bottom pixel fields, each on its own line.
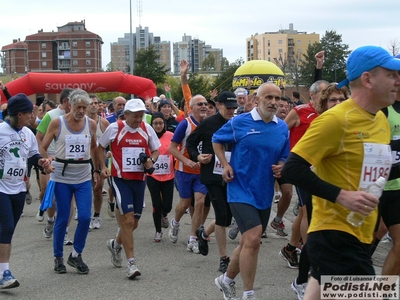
left=151, top=157, right=156, bottom=164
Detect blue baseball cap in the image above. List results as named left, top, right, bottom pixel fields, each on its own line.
left=337, top=46, right=400, bottom=88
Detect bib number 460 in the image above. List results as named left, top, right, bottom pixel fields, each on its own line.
left=7, top=168, right=24, bottom=177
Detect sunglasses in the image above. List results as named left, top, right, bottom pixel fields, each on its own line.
left=196, top=102, right=208, bottom=106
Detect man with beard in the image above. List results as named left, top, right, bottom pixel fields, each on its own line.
left=213, top=82, right=289, bottom=300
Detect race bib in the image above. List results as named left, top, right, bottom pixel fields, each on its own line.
left=213, top=151, right=231, bottom=175
left=153, top=155, right=171, bottom=175
left=65, top=134, right=90, bottom=159
left=359, top=143, right=391, bottom=191
left=2, top=158, right=27, bottom=181
left=122, top=147, right=145, bottom=172
left=391, top=135, right=400, bottom=165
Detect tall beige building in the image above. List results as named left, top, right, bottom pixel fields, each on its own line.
left=246, top=23, right=319, bottom=67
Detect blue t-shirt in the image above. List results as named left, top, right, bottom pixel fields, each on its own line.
left=212, top=108, right=289, bottom=210
left=106, top=113, right=117, bottom=124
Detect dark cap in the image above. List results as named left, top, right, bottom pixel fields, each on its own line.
left=217, top=91, right=238, bottom=108
left=158, top=99, right=171, bottom=109
left=7, top=93, right=34, bottom=116
left=207, top=99, right=216, bottom=107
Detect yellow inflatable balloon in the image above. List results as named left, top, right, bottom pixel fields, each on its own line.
left=233, top=60, right=285, bottom=92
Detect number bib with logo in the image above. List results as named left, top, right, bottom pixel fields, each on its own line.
left=153, top=155, right=171, bottom=175
left=122, top=147, right=145, bottom=172
left=3, top=157, right=27, bottom=181
left=391, top=135, right=400, bottom=166
left=359, top=143, right=392, bottom=191
left=65, top=134, right=90, bottom=159
left=213, top=151, right=231, bottom=175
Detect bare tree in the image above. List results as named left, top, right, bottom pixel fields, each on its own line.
left=388, top=38, right=400, bottom=56
left=274, top=52, right=303, bottom=89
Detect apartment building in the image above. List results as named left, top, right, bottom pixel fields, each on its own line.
left=110, top=26, right=171, bottom=73
left=172, top=33, right=223, bottom=74
left=1, top=20, right=103, bottom=74
left=246, top=23, right=319, bottom=67
left=1, top=39, right=28, bottom=74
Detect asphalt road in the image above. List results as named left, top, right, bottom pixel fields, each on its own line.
left=0, top=179, right=390, bottom=300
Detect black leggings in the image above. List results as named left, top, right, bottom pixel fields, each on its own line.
left=0, top=192, right=25, bottom=243
left=146, top=177, right=174, bottom=233
left=205, top=184, right=232, bottom=227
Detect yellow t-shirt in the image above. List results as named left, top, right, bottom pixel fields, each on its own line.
left=292, top=98, right=391, bottom=244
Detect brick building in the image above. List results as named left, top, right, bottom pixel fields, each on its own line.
left=1, top=20, right=103, bottom=74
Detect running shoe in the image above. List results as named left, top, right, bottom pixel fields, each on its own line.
left=218, top=256, right=230, bottom=273
left=36, top=209, right=44, bottom=222
left=196, top=227, right=209, bottom=256
left=126, top=260, right=141, bottom=279
left=64, top=232, right=73, bottom=246
left=0, top=270, right=20, bottom=289
left=161, top=215, right=169, bottom=229
left=107, top=201, right=115, bottom=218
left=154, top=231, right=163, bottom=243
left=90, top=217, right=101, bottom=229
left=44, top=220, right=55, bottom=238
left=107, top=239, right=122, bottom=268
left=168, top=219, right=179, bottom=243
left=186, top=239, right=200, bottom=254
left=228, top=223, right=240, bottom=240
left=274, top=191, right=282, bottom=203
left=215, top=274, right=239, bottom=300
left=67, top=253, right=89, bottom=274
left=54, top=257, right=67, bottom=274
left=279, top=246, right=299, bottom=269
left=25, top=190, right=32, bottom=205
left=270, top=219, right=288, bottom=236
left=291, top=279, right=307, bottom=300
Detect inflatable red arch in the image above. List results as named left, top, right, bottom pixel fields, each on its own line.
left=0, top=71, right=157, bottom=103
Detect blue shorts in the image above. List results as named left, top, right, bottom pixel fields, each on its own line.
left=110, top=177, right=146, bottom=218
left=175, top=170, right=207, bottom=198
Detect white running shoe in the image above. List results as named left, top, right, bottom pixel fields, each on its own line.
left=90, top=217, right=101, bottom=229
left=215, top=274, right=239, bottom=300
left=291, top=279, right=307, bottom=300
left=168, top=219, right=179, bottom=243
left=154, top=232, right=163, bottom=242
left=186, top=240, right=200, bottom=254
left=126, top=260, right=141, bottom=279
left=107, top=239, right=122, bottom=268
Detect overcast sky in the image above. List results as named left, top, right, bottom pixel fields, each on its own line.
left=1, top=0, right=399, bottom=73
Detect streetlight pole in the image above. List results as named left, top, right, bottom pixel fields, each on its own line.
left=129, top=0, right=134, bottom=98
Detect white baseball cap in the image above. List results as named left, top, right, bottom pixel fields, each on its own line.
left=152, top=96, right=161, bottom=103
left=124, top=99, right=146, bottom=113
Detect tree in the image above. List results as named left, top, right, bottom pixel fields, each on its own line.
left=299, top=30, right=350, bottom=87
left=221, top=57, right=230, bottom=70
left=202, top=53, right=215, bottom=71
left=388, top=38, right=400, bottom=56
left=274, top=52, right=303, bottom=89
left=105, top=62, right=114, bottom=72
left=133, top=45, right=170, bottom=85
left=211, top=58, right=244, bottom=92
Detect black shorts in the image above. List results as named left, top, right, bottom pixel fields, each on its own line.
left=295, top=186, right=310, bottom=207
left=190, top=193, right=211, bottom=208
left=229, top=202, right=271, bottom=234
left=307, top=230, right=374, bottom=284
left=379, top=189, right=400, bottom=228
left=276, top=176, right=290, bottom=186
